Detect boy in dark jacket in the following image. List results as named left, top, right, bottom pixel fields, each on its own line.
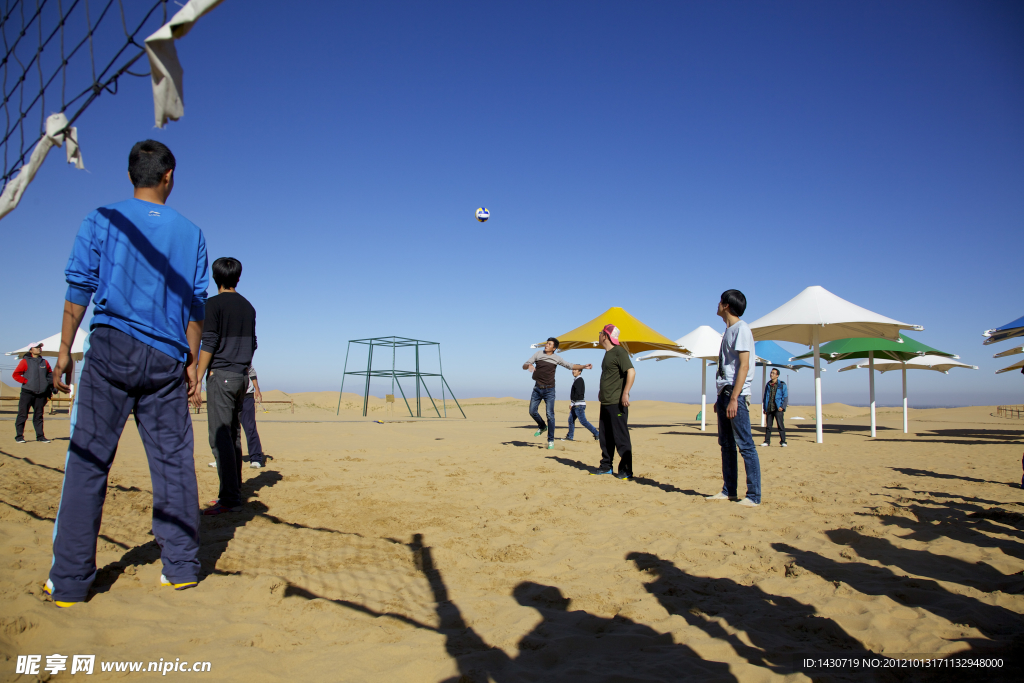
left=12, top=342, right=53, bottom=443
left=195, top=257, right=257, bottom=515
left=564, top=368, right=598, bottom=441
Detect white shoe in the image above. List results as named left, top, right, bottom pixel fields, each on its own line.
left=737, top=498, right=760, bottom=507
left=705, top=492, right=737, bottom=501
left=208, top=461, right=217, bottom=468
left=760, top=442, right=769, bottom=447
left=780, top=443, right=788, bottom=448
left=249, top=461, right=262, bottom=469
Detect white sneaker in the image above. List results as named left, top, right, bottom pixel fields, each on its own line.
left=705, top=492, right=737, bottom=501
left=737, top=498, right=760, bottom=507
left=249, top=460, right=262, bottom=469
left=208, top=461, right=217, bottom=468
left=780, top=443, right=788, bottom=448
left=760, top=442, right=769, bottom=447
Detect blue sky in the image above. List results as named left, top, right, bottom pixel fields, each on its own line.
left=1, top=0, right=1022, bottom=407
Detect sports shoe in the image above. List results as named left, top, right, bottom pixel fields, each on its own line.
left=593, top=434, right=599, bottom=441
left=780, top=443, right=788, bottom=448
left=560, top=438, right=575, bottom=442
left=249, top=455, right=264, bottom=469
left=760, top=442, right=769, bottom=447
left=547, top=442, right=555, bottom=450
left=14, top=436, right=26, bottom=444
left=202, top=502, right=242, bottom=516
left=43, top=579, right=77, bottom=608
left=737, top=498, right=760, bottom=507
left=161, top=574, right=198, bottom=591
left=590, top=469, right=614, bottom=476
left=534, top=427, right=547, bottom=437
left=208, top=461, right=217, bottom=468
left=705, top=492, right=737, bottom=501
left=37, top=437, right=51, bottom=443
left=615, top=472, right=632, bottom=481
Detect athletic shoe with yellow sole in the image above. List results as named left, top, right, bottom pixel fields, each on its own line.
left=43, top=579, right=78, bottom=608
left=161, top=574, right=198, bottom=591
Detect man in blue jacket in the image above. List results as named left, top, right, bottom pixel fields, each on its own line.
left=45, top=140, right=208, bottom=607
left=760, top=368, right=788, bottom=447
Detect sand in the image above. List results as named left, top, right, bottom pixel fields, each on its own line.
left=1, top=394, right=1023, bottom=681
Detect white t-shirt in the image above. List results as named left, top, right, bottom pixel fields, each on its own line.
left=716, top=320, right=754, bottom=396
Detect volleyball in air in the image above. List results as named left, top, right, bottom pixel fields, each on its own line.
left=475, top=207, right=490, bottom=222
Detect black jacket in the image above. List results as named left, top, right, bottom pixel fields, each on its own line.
left=570, top=377, right=585, bottom=402
left=19, top=354, right=53, bottom=395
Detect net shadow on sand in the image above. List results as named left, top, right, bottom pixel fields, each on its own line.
left=284, top=533, right=737, bottom=682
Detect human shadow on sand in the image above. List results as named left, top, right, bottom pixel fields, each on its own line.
left=546, top=455, right=705, bottom=496
left=773, top=542, right=1024, bottom=641
left=889, top=466, right=1013, bottom=488
left=859, top=491, right=1024, bottom=561
left=286, top=533, right=736, bottom=682
left=627, top=552, right=873, bottom=680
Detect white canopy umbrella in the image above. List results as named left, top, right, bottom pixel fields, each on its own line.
left=6, top=329, right=87, bottom=393
left=996, top=359, right=1024, bottom=375
left=639, top=325, right=720, bottom=431
left=993, top=345, right=1023, bottom=359
left=6, top=329, right=86, bottom=360
left=748, top=286, right=922, bottom=443
left=838, top=355, right=977, bottom=433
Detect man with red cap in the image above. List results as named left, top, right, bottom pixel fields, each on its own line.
left=592, top=324, right=635, bottom=480
left=12, top=341, right=53, bottom=443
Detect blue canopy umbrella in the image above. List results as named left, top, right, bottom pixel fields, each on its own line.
left=753, top=341, right=813, bottom=427
left=983, top=315, right=1024, bottom=346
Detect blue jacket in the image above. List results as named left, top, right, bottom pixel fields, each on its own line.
left=64, top=198, right=208, bottom=363
left=762, top=379, right=788, bottom=412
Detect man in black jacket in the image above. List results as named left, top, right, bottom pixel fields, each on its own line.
left=194, top=257, right=256, bottom=515
left=12, top=342, right=53, bottom=443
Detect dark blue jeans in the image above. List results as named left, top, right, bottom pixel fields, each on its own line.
left=716, top=390, right=761, bottom=503
left=529, top=385, right=556, bottom=442
left=567, top=404, right=598, bottom=440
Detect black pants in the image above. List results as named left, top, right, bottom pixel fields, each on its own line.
left=15, top=390, right=47, bottom=439
left=598, top=403, right=632, bottom=477
left=765, top=410, right=786, bottom=444
left=206, top=369, right=247, bottom=507
left=239, top=393, right=263, bottom=458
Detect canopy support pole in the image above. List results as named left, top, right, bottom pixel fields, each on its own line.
left=760, top=364, right=767, bottom=428
left=902, top=366, right=908, bottom=434
left=362, top=341, right=375, bottom=417
left=813, top=327, right=823, bottom=443
left=701, top=359, right=707, bottom=432
left=336, top=341, right=352, bottom=415
left=869, top=351, right=876, bottom=438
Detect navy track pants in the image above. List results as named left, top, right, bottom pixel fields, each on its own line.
left=49, top=326, right=200, bottom=602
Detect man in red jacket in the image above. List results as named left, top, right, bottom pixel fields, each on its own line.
left=13, top=342, right=53, bottom=443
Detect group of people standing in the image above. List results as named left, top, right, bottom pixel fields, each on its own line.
left=525, top=290, right=773, bottom=506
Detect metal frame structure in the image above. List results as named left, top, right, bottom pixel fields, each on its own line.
left=335, top=337, right=465, bottom=418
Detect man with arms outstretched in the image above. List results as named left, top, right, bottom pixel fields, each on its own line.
left=523, top=338, right=591, bottom=449
left=46, top=140, right=208, bottom=607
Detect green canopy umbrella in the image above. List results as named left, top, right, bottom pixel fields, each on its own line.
left=792, top=334, right=956, bottom=437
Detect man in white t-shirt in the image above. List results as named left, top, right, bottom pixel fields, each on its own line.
left=707, top=289, right=761, bottom=507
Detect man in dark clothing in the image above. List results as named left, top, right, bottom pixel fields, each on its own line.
left=12, top=342, right=53, bottom=443
left=564, top=368, right=598, bottom=441
left=194, top=257, right=256, bottom=515
left=760, top=368, right=788, bottom=447
left=592, top=324, right=635, bottom=480
left=523, top=338, right=590, bottom=449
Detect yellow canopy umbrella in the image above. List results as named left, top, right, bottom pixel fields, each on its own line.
left=535, top=307, right=688, bottom=355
